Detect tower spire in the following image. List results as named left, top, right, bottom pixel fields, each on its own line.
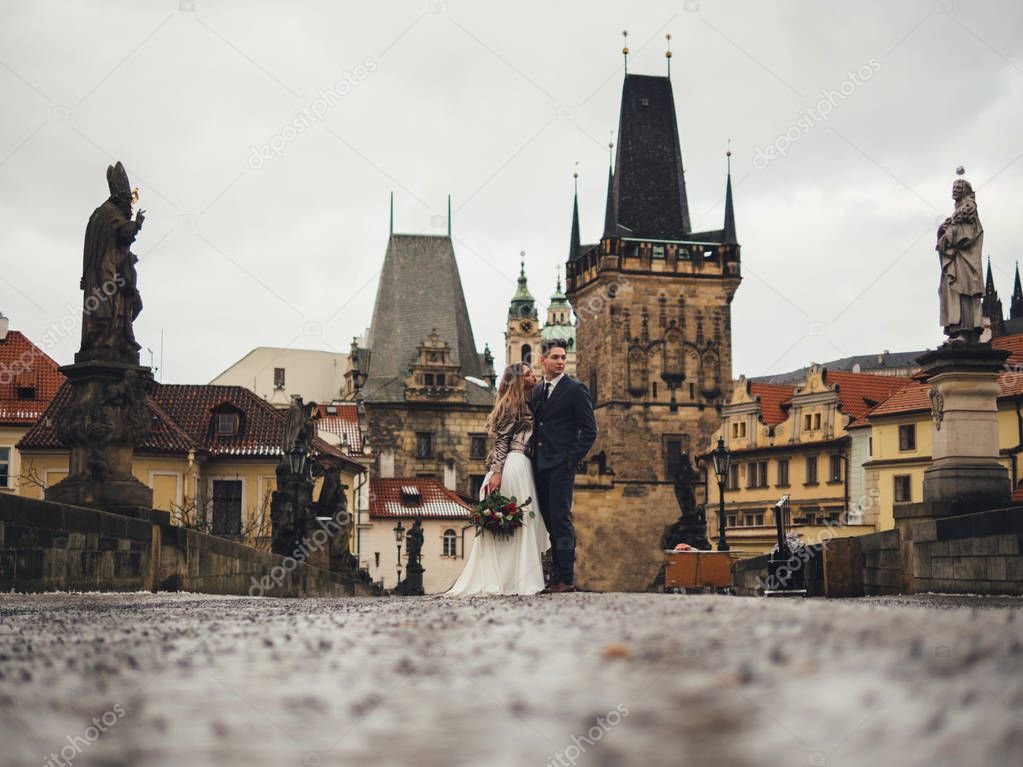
left=665, top=33, right=672, bottom=78
left=1012, top=261, right=1023, bottom=320
left=723, top=143, right=737, bottom=245
left=603, top=136, right=617, bottom=239
left=986, top=256, right=996, bottom=295
left=389, top=191, right=394, bottom=235
left=569, top=165, right=581, bottom=262
left=622, top=30, right=629, bottom=75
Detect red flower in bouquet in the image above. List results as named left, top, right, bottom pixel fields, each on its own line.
left=467, top=490, right=534, bottom=539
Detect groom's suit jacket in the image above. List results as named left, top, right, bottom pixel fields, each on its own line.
left=530, top=375, right=598, bottom=472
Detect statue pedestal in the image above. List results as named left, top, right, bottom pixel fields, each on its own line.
left=917, top=343, right=1010, bottom=506
left=45, top=361, right=154, bottom=513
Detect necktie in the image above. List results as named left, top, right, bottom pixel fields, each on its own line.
left=543, top=381, right=550, bottom=401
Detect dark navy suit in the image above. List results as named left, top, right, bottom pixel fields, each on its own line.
left=530, top=375, right=597, bottom=585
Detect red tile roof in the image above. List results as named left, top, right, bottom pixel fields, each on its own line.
left=749, top=382, right=793, bottom=426
left=19, top=381, right=362, bottom=471
left=824, top=371, right=912, bottom=419
left=0, top=331, right=65, bottom=426
left=369, top=477, right=472, bottom=519
left=863, top=380, right=931, bottom=418
left=992, top=333, right=1023, bottom=366
left=315, top=403, right=363, bottom=455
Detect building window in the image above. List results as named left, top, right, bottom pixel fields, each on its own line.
left=898, top=424, right=916, bottom=451
left=424, top=373, right=434, bottom=386
left=803, top=414, right=811, bottom=431
left=894, top=474, right=912, bottom=503
left=814, top=413, right=821, bottom=430
left=211, top=480, right=243, bottom=536
left=726, top=513, right=737, bottom=528
left=0, top=447, right=10, bottom=488
left=746, top=461, right=767, bottom=489
left=216, top=412, right=240, bottom=436
left=742, top=511, right=765, bottom=527
left=443, top=529, right=458, bottom=557
left=273, top=367, right=285, bottom=389
left=868, top=436, right=873, bottom=457
left=651, top=382, right=658, bottom=398
left=16, top=385, right=36, bottom=400
left=829, top=454, right=842, bottom=483
left=731, top=421, right=747, bottom=439
left=521, top=344, right=532, bottom=365
left=727, top=463, right=740, bottom=491
left=469, top=434, right=487, bottom=460
left=663, top=435, right=690, bottom=479
left=416, top=432, right=434, bottom=459
left=777, top=458, right=789, bottom=487
left=470, top=474, right=486, bottom=498
left=435, top=374, right=446, bottom=386
left=805, top=455, right=818, bottom=485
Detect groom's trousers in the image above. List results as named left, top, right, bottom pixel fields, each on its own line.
left=535, top=461, right=576, bottom=585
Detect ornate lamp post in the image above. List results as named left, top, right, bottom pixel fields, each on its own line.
left=288, top=444, right=307, bottom=476
left=393, top=519, right=405, bottom=588
left=710, top=437, right=731, bottom=552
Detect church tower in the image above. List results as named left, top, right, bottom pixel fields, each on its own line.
left=505, top=252, right=541, bottom=368
left=541, top=268, right=577, bottom=376
left=564, top=45, right=742, bottom=591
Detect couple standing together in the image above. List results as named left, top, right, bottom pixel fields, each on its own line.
left=446, top=339, right=597, bottom=596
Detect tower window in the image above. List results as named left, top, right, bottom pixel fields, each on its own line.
left=521, top=344, right=532, bottom=365
left=416, top=432, right=434, bottom=458
left=273, top=367, right=285, bottom=389
left=469, top=434, right=487, bottom=460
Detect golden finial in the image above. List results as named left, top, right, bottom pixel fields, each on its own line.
left=622, top=30, right=629, bottom=73
left=726, top=139, right=732, bottom=174
left=665, top=33, right=672, bottom=58
left=573, top=160, right=579, bottom=179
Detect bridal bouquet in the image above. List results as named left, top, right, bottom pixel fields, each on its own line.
left=468, top=491, right=534, bottom=539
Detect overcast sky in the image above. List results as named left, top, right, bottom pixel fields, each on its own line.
left=2, top=0, right=1022, bottom=387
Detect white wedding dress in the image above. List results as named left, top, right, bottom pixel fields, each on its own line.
left=442, top=451, right=550, bottom=596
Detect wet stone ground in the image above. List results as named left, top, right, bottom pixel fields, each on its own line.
left=1, top=592, right=1021, bottom=767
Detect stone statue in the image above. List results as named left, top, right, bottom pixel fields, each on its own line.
left=271, top=395, right=319, bottom=557
left=405, top=518, right=424, bottom=570
left=79, top=162, right=146, bottom=364
left=282, top=394, right=318, bottom=454
left=661, top=451, right=712, bottom=551
left=936, top=170, right=984, bottom=343
left=396, top=518, right=425, bottom=595
left=46, top=162, right=154, bottom=511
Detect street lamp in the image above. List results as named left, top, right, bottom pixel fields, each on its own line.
left=288, top=444, right=307, bottom=475
left=393, top=519, right=405, bottom=587
left=710, top=437, right=731, bottom=552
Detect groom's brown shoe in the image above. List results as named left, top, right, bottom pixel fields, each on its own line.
left=541, top=581, right=576, bottom=594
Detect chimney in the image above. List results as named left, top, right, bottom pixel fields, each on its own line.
left=0, top=312, right=8, bottom=342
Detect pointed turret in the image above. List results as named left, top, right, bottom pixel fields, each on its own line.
left=602, top=162, right=617, bottom=239
left=722, top=151, right=737, bottom=245
left=569, top=174, right=581, bottom=262
left=1012, top=262, right=1023, bottom=320
left=982, top=256, right=1004, bottom=334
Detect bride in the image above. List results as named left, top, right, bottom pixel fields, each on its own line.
left=443, top=362, right=550, bottom=596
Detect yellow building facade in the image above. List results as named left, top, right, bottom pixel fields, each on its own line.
left=709, top=368, right=910, bottom=554
left=17, top=383, right=364, bottom=551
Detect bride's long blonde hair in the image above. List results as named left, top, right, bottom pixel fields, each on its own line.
left=486, top=363, right=533, bottom=433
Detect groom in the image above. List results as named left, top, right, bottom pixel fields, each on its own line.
left=530, top=338, right=597, bottom=594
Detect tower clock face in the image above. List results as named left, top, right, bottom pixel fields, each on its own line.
left=520, top=320, right=533, bottom=332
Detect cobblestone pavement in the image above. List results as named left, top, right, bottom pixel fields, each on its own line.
left=1, top=592, right=1021, bottom=767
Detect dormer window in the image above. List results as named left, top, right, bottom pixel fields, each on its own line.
left=16, top=385, right=36, bottom=400
left=216, top=412, right=240, bottom=436
left=273, top=367, right=286, bottom=389
left=401, top=485, right=422, bottom=505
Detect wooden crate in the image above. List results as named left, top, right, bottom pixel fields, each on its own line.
left=664, top=551, right=737, bottom=590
